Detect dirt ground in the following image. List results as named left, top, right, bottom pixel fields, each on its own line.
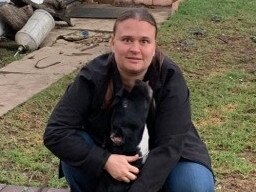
left=216, top=173, right=256, bottom=192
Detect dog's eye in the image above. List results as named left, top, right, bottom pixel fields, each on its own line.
left=122, top=99, right=129, bottom=108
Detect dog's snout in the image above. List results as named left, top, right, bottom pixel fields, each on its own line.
left=110, top=131, right=124, bottom=146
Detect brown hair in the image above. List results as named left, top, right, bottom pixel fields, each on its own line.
left=113, top=8, right=158, bottom=38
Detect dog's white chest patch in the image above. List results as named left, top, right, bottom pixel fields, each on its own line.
left=138, top=126, right=149, bottom=163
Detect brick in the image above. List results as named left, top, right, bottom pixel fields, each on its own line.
left=133, top=0, right=153, bottom=6
left=0, top=185, right=69, bottom=192
left=1, top=185, right=26, bottom=192
left=46, top=189, right=69, bottom=192
left=114, top=0, right=132, bottom=5
left=0, top=184, right=7, bottom=190
left=116, top=0, right=176, bottom=6
left=22, top=187, right=40, bottom=192
left=95, top=0, right=115, bottom=4
left=39, top=187, right=50, bottom=192
left=153, top=0, right=175, bottom=6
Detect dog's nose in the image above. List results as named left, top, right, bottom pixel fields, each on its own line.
left=110, top=132, right=124, bottom=146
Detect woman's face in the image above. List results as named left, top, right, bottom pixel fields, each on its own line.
left=111, top=18, right=156, bottom=76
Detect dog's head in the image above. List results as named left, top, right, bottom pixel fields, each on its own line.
left=110, top=80, right=153, bottom=153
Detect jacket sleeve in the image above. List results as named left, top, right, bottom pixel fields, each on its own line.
left=129, top=64, right=191, bottom=192
left=43, top=68, right=111, bottom=177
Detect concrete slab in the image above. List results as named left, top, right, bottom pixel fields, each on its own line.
left=42, top=7, right=170, bottom=47
left=2, top=43, right=110, bottom=74
left=0, top=42, right=109, bottom=116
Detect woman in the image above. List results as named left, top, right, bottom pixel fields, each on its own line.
left=44, top=8, right=215, bottom=192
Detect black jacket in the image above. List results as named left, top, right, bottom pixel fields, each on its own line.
left=44, top=52, right=212, bottom=192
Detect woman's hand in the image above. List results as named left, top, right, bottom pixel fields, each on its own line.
left=104, top=154, right=140, bottom=183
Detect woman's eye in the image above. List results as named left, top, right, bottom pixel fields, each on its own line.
left=141, top=39, right=150, bottom=44
left=122, top=38, right=132, bottom=43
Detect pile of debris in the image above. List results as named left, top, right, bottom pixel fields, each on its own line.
left=1, top=0, right=181, bottom=55
left=0, top=0, right=73, bottom=34
left=0, top=0, right=78, bottom=55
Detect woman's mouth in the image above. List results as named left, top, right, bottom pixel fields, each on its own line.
left=126, top=57, right=142, bottom=62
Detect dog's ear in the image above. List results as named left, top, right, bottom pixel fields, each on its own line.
left=131, top=80, right=153, bottom=102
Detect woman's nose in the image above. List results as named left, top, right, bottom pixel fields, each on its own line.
left=129, top=42, right=140, bottom=53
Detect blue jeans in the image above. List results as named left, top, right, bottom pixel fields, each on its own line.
left=61, top=131, right=215, bottom=192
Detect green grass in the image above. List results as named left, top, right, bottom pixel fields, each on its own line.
left=0, top=39, right=22, bottom=68
left=0, top=72, right=76, bottom=188
left=0, top=0, right=255, bottom=190
left=159, top=0, right=256, bottom=188
left=194, top=70, right=256, bottom=173
left=0, top=48, right=17, bottom=68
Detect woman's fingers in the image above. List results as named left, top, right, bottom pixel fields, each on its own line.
left=117, top=165, right=138, bottom=182
left=122, top=177, right=130, bottom=183
left=127, top=171, right=138, bottom=181
left=104, top=154, right=140, bottom=182
left=125, top=154, right=140, bottom=174
left=122, top=172, right=137, bottom=183
left=128, top=163, right=140, bottom=174
left=126, top=154, right=139, bottom=162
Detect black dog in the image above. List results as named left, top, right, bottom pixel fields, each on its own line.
left=96, top=80, right=153, bottom=192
